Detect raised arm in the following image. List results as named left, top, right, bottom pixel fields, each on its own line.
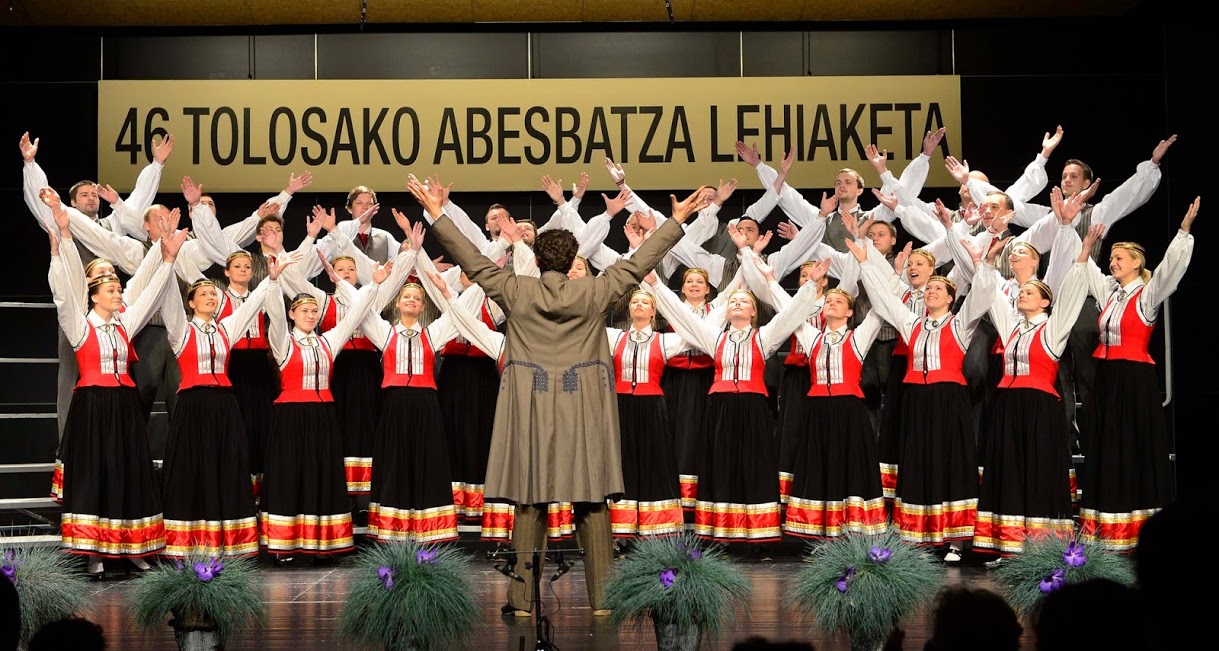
left=220, top=276, right=280, bottom=343
left=321, top=281, right=381, bottom=351
left=122, top=231, right=184, bottom=338
left=645, top=274, right=720, bottom=354
left=408, top=177, right=517, bottom=310
left=163, top=277, right=190, bottom=356
left=1140, top=197, right=1197, bottom=312
left=758, top=279, right=820, bottom=357
left=859, top=262, right=919, bottom=342
left=420, top=269, right=506, bottom=360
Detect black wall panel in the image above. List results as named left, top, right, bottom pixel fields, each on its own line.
left=253, top=34, right=316, bottom=80
left=103, top=35, right=252, bottom=80
left=808, top=29, right=951, bottom=76
left=317, top=33, right=528, bottom=79
left=742, top=31, right=805, bottom=77
left=532, top=32, right=741, bottom=78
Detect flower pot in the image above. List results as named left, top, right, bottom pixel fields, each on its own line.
left=170, top=614, right=224, bottom=651
left=652, top=618, right=702, bottom=651
left=172, top=626, right=223, bottom=651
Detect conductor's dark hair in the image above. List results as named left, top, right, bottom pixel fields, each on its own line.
left=534, top=229, right=580, bottom=274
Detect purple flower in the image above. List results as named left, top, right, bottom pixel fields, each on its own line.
left=193, top=558, right=223, bottom=582
left=173, top=560, right=185, bottom=571
left=659, top=567, right=678, bottom=588
left=378, top=565, right=395, bottom=589
left=416, top=549, right=438, bottom=565
left=2, top=550, right=20, bottom=584
left=868, top=546, right=892, bottom=564
left=836, top=566, right=857, bottom=593
left=1063, top=541, right=1087, bottom=567
left=688, top=548, right=702, bottom=560
left=1039, top=568, right=1066, bottom=594
left=675, top=540, right=702, bottom=560
left=1, top=565, right=15, bottom=584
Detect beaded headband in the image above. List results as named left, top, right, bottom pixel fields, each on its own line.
left=290, top=294, right=318, bottom=310
left=84, top=257, right=114, bottom=277
left=88, top=274, right=121, bottom=291
left=909, top=249, right=937, bottom=266
left=225, top=250, right=253, bottom=266
left=1110, top=241, right=1146, bottom=260
left=1024, top=279, right=1054, bottom=304
left=1012, top=242, right=1041, bottom=260
left=824, top=287, right=856, bottom=308
left=928, top=275, right=958, bottom=296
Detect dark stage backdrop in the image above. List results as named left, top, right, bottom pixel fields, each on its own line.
left=0, top=13, right=1207, bottom=500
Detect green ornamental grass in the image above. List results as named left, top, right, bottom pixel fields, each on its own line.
left=339, top=542, right=479, bottom=650
left=993, top=530, right=1135, bottom=619
left=601, top=534, right=751, bottom=634
left=5, top=545, right=93, bottom=644
left=786, top=529, right=944, bottom=649
left=127, top=554, right=268, bottom=641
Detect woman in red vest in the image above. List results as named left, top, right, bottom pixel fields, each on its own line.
left=645, top=267, right=821, bottom=545
left=44, top=189, right=183, bottom=576
left=1074, top=197, right=1197, bottom=550
left=260, top=256, right=384, bottom=559
left=761, top=256, right=886, bottom=539
left=853, top=237, right=999, bottom=559
left=159, top=255, right=294, bottom=558
left=660, top=268, right=718, bottom=512
left=216, top=250, right=278, bottom=500
left=974, top=189, right=1094, bottom=556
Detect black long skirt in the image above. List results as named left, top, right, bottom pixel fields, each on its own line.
left=1079, top=360, right=1172, bottom=551
left=368, top=387, right=459, bottom=544
left=661, top=366, right=714, bottom=509
left=228, top=348, right=278, bottom=491
left=892, top=383, right=979, bottom=544
left=162, top=387, right=258, bottom=557
left=777, top=363, right=811, bottom=503
left=259, top=402, right=353, bottom=554
left=877, top=354, right=909, bottom=501
left=784, top=395, right=886, bottom=538
left=609, top=394, right=683, bottom=538
left=332, top=348, right=384, bottom=494
left=694, top=393, right=781, bottom=543
left=437, top=354, right=499, bottom=520
left=974, top=388, right=1075, bottom=555
left=57, top=386, right=165, bottom=558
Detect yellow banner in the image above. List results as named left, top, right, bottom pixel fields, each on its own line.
left=98, top=77, right=960, bottom=193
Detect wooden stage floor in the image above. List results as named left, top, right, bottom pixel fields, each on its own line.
left=79, top=540, right=1039, bottom=650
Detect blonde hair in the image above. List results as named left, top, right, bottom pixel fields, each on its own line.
left=824, top=287, right=856, bottom=308
left=909, top=249, right=937, bottom=267
left=837, top=168, right=865, bottom=190
left=726, top=288, right=759, bottom=326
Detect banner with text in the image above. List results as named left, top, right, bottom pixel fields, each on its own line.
left=98, top=77, right=960, bottom=193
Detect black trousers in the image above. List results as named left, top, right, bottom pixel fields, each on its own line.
left=1057, top=301, right=1101, bottom=450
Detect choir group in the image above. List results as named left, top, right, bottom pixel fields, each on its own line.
left=21, top=124, right=1194, bottom=578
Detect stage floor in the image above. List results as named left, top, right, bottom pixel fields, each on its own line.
left=80, top=541, right=1038, bottom=650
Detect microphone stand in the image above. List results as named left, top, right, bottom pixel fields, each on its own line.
left=489, top=546, right=582, bottom=651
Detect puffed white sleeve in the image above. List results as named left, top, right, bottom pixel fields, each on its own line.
left=265, top=278, right=291, bottom=365
left=321, top=281, right=381, bottom=351
left=1004, top=153, right=1049, bottom=204
left=860, top=263, right=919, bottom=343
left=421, top=268, right=505, bottom=360
left=1043, top=262, right=1090, bottom=356
left=220, top=277, right=278, bottom=344
left=1139, top=229, right=1194, bottom=314
left=120, top=261, right=176, bottom=338
left=758, top=279, right=820, bottom=357
left=646, top=275, right=720, bottom=354
left=50, top=245, right=88, bottom=348
left=163, top=280, right=190, bottom=356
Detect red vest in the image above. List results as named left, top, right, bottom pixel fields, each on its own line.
left=275, top=335, right=334, bottom=403
left=892, top=288, right=928, bottom=357
left=613, top=331, right=666, bottom=396
left=440, top=299, right=496, bottom=358
left=320, top=294, right=378, bottom=352
left=74, top=319, right=138, bottom=388
left=709, top=329, right=769, bottom=396
left=783, top=312, right=826, bottom=367
left=1093, top=286, right=1156, bottom=364
left=381, top=326, right=438, bottom=390
left=806, top=330, right=864, bottom=398
left=220, top=290, right=269, bottom=350
left=665, top=305, right=714, bottom=370
left=902, top=315, right=968, bottom=386
left=176, top=321, right=233, bottom=391
left=999, top=322, right=1060, bottom=397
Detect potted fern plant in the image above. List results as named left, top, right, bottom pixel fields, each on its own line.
left=339, top=542, right=479, bottom=650
left=787, top=529, right=944, bottom=651
left=127, top=554, right=267, bottom=650
left=4, top=544, right=93, bottom=647
left=992, top=529, right=1135, bottom=620
left=601, top=534, right=751, bottom=651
